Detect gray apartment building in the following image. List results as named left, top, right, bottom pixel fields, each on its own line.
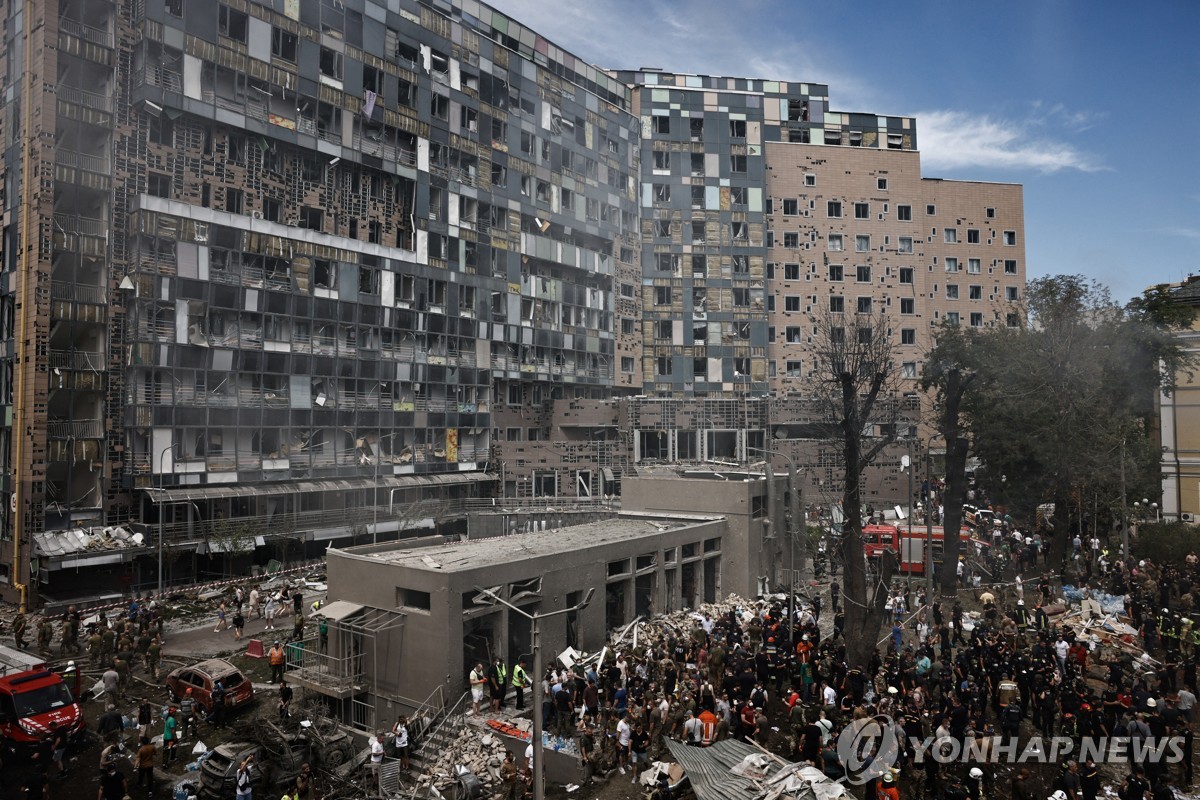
left=1, top=0, right=1024, bottom=606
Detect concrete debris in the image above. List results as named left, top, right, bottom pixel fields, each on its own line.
left=33, top=525, right=142, bottom=557
left=416, top=720, right=512, bottom=794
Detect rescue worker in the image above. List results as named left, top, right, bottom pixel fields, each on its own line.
left=268, top=640, right=286, bottom=684
left=489, top=656, right=508, bottom=712
left=12, top=611, right=27, bottom=649
left=511, top=658, right=530, bottom=710
left=88, top=628, right=103, bottom=667
left=37, top=617, right=53, bottom=654
left=146, top=635, right=162, bottom=681
left=1013, top=599, right=1031, bottom=628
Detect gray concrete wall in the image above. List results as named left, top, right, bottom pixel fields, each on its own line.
left=325, top=515, right=728, bottom=707
left=621, top=474, right=782, bottom=597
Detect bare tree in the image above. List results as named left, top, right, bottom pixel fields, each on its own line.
left=809, top=306, right=903, bottom=668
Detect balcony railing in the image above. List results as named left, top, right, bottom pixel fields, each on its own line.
left=47, top=419, right=105, bottom=439
left=140, top=64, right=182, bottom=93
left=55, top=149, right=110, bottom=174
left=286, top=635, right=365, bottom=694
left=54, top=213, right=109, bottom=240
left=59, top=17, right=114, bottom=48
left=48, top=349, right=106, bottom=371
left=51, top=282, right=107, bottom=304
left=58, top=85, right=114, bottom=113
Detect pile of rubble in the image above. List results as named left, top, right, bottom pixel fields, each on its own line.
left=416, top=721, right=521, bottom=796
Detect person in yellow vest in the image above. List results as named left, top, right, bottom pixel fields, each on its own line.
left=268, top=641, right=286, bottom=684
left=511, top=659, right=531, bottom=710
left=488, top=656, right=508, bottom=712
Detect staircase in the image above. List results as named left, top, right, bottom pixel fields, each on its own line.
left=384, top=690, right=471, bottom=798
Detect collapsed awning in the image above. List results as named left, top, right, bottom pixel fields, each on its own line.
left=312, top=600, right=364, bottom=622
left=145, top=472, right=494, bottom=503
left=663, top=739, right=851, bottom=800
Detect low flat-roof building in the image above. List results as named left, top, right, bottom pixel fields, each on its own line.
left=314, top=512, right=727, bottom=728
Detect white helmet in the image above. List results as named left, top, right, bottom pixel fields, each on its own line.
left=1052, top=792, right=1068, bottom=800
left=970, top=768, right=984, bottom=779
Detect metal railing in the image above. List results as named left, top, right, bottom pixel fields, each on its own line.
left=407, top=690, right=471, bottom=799
left=47, top=419, right=105, bottom=439
left=51, top=282, right=107, bottom=304
left=55, top=149, right=110, bottom=174
left=140, top=64, right=182, bottom=93
left=59, top=17, right=114, bottom=47
left=58, top=84, right=115, bottom=113
left=286, top=636, right=365, bottom=691
left=48, top=349, right=106, bottom=371
left=53, top=213, right=109, bottom=239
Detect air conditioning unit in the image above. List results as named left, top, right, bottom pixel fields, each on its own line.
left=1183, top=513, right=1194, bottom=523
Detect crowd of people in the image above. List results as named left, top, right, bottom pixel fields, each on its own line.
left=465, top=521, right=1200, bottom=800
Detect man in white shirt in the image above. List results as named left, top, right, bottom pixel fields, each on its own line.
left=369, top=733, right=384, bottom=795
left=616, top=715, right=632, bottom=774
left=1178, top=686, right=1197, bottom=723
left=469, top=663, right=486, bottom=714
left=683, top=710, right=701, bottom=745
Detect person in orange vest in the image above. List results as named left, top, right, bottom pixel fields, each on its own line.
left=268, top=641, right=286, bottom=684
left=696, top=708, right=718, bottom=747
left=878, top=771, right=900, bottom=800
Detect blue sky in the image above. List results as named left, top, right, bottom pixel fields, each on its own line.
left=491, top=0, right=1200, bottom=305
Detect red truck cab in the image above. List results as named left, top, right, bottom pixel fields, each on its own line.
left=0, top=668, right=86, bottom=756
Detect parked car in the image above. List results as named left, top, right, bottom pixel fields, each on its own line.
left=196, top=731, right=355, bottom=800
left=165, top=658, right=255, bottom=716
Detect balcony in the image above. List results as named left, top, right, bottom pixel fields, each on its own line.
left=59, top=17, right=114, bottom=48
left=51, top=282, right=107, bottom=304
left=55, top=149, right=110, bottom=174
left=139, top=64, right=182, bottom=94
left=53, top=213, right=108, bottom=240
left=49, top=349, right=106, bottom=371
left=58, top=85, right=114, bottom=114
left=47, top=419, right=106, bottom=440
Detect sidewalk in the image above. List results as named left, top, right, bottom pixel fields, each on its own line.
left=163, top=589, right=320, bottom=660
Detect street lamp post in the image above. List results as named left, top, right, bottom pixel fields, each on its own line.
left=749, top=447, right=804, bottom=625
left=925, top=432, right=944, bottom=602
left=156, top=442, right=179, bottom=597
left=472, top=586, right=594, bottom=800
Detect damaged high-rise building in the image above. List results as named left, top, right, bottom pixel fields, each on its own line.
left=0, top=0, right=1022, bottom=606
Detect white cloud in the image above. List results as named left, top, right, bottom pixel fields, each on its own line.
left=917, top=110, right=1103, bottom=174
left=1159, top=226, right=1200, bottom=240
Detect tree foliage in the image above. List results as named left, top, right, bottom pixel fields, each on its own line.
left=923, top=275, right=1195, bottom=554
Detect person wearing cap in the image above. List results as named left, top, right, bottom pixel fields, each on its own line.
left=966, top=767, right=984, bottom=800
left=879, top=771, right=900, bottom=800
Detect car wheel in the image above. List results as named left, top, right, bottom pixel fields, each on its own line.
left=324, top=746, right=350, bottom=768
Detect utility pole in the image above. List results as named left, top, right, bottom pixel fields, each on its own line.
left=1120, top=438, right=1129, bottom=561
left=473, top=587, right=594, bottom=800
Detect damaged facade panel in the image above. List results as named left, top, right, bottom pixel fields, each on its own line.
left=0, top=0, right=1023, bottom=605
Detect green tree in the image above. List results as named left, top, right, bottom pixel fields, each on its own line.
left=939, top=276, right=1193, bottom=558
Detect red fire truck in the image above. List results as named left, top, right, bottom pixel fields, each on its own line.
left=0, top=644, right=86, bottom=757
left=862, top=523, right=986, bottom=574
